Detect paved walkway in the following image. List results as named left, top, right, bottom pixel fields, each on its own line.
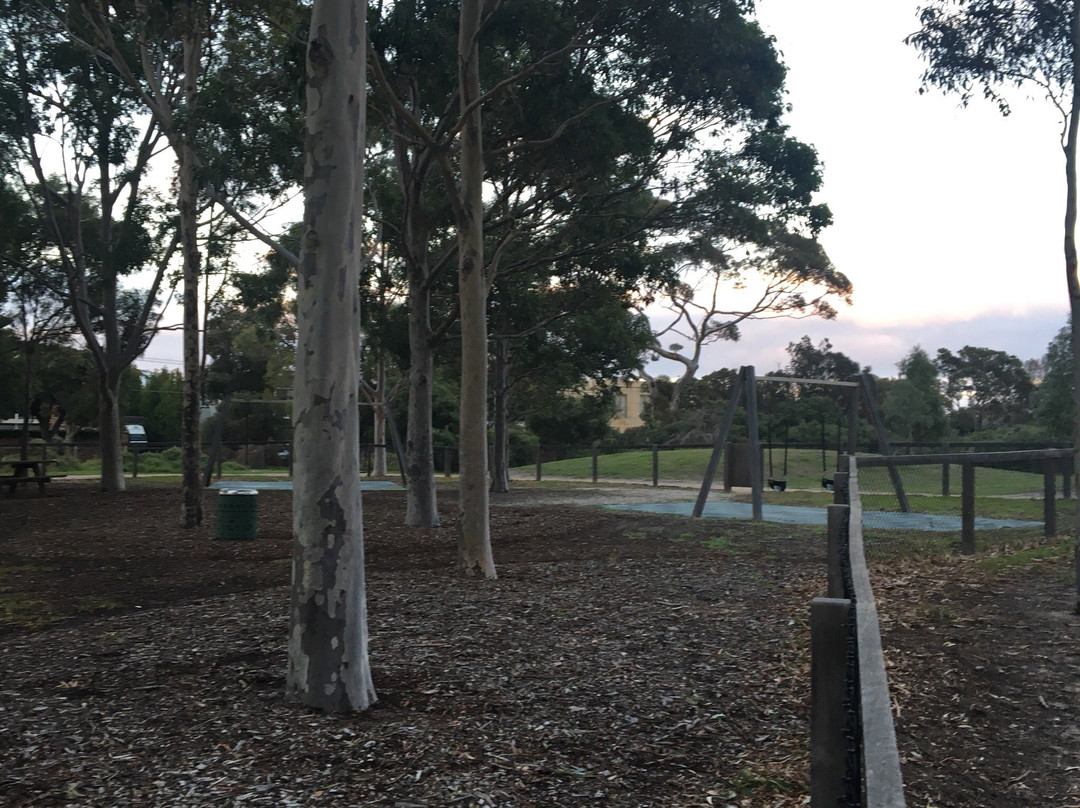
left=605, top=500, right=1040, bottom=532
left=208, top=480, right=401, bottom=492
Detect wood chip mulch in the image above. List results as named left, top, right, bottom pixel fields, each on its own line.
left=0, top=483, right=1077, bottom=807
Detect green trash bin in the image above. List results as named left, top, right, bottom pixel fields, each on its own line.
left=217, top=489, right=258, bottom=540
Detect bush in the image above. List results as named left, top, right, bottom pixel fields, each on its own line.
left=134, top=452, right=175, bottom=474
left=51, top=453, right=84, bottom=472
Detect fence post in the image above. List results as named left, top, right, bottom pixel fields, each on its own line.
left=591, top=443, right=599, bottom=483
left=826, top=505, right=849, bottom=599
left=832, top=469, right=849, bottom=506
left=961, top=462, right=975, bottom=554
left=810, top=596, right=854, bottom=808
left=942, top=461, right=950, bottom=497
left=652, top=444, right=659, bottom=487
left=1044, top=471, right=1057, bottom=538
left=535, top=445, right=542, bottom=481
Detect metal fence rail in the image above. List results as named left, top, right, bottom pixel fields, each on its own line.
left=811, top=459, right=906, bottom=807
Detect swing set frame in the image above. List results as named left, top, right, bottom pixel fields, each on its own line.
left=692, top=366, right=909, bottom=519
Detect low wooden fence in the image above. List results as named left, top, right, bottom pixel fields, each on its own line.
left=810, top=462, right=906, bottom=807
left=856, top=448, right=1073, bottom=552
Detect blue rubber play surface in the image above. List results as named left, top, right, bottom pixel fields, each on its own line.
left=209, top=480, right=401, bottom=492
left=604, top=501, right=1039, bottom=532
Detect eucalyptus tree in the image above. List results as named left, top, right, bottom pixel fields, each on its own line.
left=485, top=232, right=661, bottom=493
left=0, top=180, right=74, bottom=456
left=882, top=346, right=948, bottom=442
left=488, top=283, right=653, bottom=492
left=368, top=0, right=809, bottom=573
left=286, top=0, right=375, bottom=712
left=1035, top=321, right=1073, bottom=438
left=0, top=5, right=173, bottom=490
left=70, top=0, right=305, bottom=524
left=643, top=234, right=850, bottom=415
left=2, top=256, right=74, bottom=458
left=935, top=345, right=1035, bottom=432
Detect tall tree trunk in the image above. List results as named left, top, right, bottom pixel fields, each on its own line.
left=20, top=343, right=32, bottom=461
left=179, top=26, right=203, bottom=528
left=1066, top=1, right=1080, bottom=608
left=490, top=335, right=510, bottom=494
left=287, top=0, right=375, bottom=712
left=98, top=372, right=125, bottom=492
left=405, top=276, right=440, bottom=526
left=456, top=0, right=495, bottom=578
left=373, top=355, right=388, bottom=477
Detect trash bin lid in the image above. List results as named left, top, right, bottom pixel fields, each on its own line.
left=219, top=488, right=259, bottom=495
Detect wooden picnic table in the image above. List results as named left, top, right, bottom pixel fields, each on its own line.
left=0, top=458, right=60, bottom=494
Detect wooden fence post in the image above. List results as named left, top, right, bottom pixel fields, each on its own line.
left=961, top=462, right=975, bottom=554
left=591, top=443, right=599, bottom=483
left=811, top=596, right=854, bottom=808
left=652, top=444, right=659, bottom=487
left=826, top=504, right=849, bottom=599
left=832, top=470, right=849, bottom=506
left=942, top=462, right=950, bottom=497
left=535, top=445, right=542, bottom=482
left=1044, top=470, right=1057, bottom=537
left=744, top=366, right=763, bottom=521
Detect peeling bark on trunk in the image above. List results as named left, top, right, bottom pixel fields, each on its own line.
left=287, top=0, right=375, bottom=713
left=179, top=27, right=203, bottom=528
left=456, top=0, right=496, bottom=579
left=405, top=277, right=440, bottom=526
left=490, top=335, right=510, bottom=494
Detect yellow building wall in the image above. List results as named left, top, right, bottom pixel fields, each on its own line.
left=609, top=379, right=649, bottom=432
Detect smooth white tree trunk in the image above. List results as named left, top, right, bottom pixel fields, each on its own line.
left=287, top=0, right=375, bottom=712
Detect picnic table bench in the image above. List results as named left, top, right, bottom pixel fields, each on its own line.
left=0, top=459, right=62, bottom=494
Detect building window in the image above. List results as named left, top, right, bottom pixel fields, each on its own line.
left=615, top=394, right=628, bottom=417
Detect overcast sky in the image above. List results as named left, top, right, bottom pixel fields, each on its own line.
left=647, top=0, right=1071, bottom=380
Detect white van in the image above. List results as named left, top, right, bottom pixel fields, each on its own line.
left=124, top=424, right=148, bottom=445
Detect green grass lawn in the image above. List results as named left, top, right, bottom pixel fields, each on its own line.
left=526, top=447, right=1058, bottom=498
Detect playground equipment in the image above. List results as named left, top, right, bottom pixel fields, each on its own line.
left=693, top=366, right=909, bottom=518
left=766, top=421, right=788, bottom=492
left=820, top=412, right=844, bottom=492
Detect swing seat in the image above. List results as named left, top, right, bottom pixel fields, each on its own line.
left=822, top=476, right=834, bottom=492
left=768, top=478, right=787, bottom=492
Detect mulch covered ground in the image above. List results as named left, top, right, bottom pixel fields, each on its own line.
left=0, top=482, right=1077, bottom=807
